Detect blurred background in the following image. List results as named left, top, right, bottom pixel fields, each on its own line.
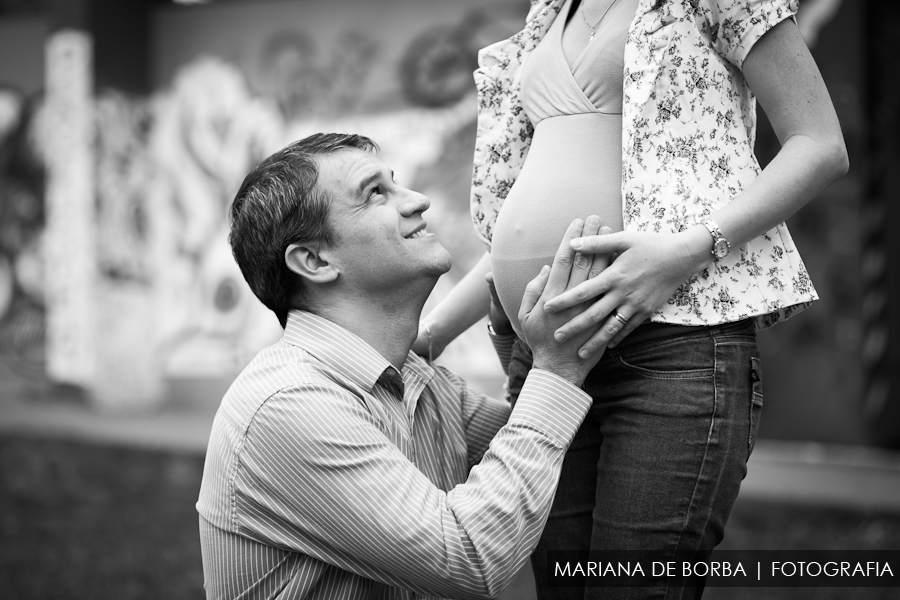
left=0, top=0, right=898, bottom=598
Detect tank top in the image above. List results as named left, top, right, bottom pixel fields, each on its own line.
left=490, top=0, right=638, bottom=337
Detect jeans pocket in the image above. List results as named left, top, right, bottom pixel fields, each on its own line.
left=613, top=335, right=715, bottom=380
left=748, top=356, right=764, bottom=456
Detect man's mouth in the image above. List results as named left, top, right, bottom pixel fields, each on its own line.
left=405, top=225, right=429, bottom=239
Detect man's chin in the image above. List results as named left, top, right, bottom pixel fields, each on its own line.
left=415, top=243, right=452, bottom=279
left=435, top=249, right=453, bottom=275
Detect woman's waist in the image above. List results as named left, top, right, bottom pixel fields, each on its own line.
left=489, top=251, right=774, bottom=339
left=512, top=319, right=755, bottom=360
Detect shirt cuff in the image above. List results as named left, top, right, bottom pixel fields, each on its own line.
left=507, top=368, right=592, bottom=447
left=723, top=0, right=798, bottom=69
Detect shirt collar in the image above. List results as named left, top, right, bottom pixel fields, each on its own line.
left=402, top=350, right=435, bottom=384
left=283, top=310, right=394, bottom=393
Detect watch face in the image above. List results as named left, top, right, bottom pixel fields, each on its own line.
left=713, top=239, right=729, bottom=259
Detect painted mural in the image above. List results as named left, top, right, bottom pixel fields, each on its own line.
left=0, top=0, right=860, bottom=419
left=0, top=84, right=44, bottom=378
left=145, top=5, right=508, bottom=385
left=0, top=2, right=526, bottom=407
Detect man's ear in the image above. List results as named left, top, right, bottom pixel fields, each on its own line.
left=285, top=243, right=339, bottom=284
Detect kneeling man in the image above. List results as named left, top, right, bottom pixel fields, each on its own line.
left=197, top=133, right=604, bottom=599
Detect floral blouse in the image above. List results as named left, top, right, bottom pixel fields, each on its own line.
left=470, top=0, right=815, bottom=329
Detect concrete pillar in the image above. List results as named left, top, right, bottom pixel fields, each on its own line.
left=862, top=0, right=900, bottom=447
left=43, top=28, right=96, bottom=390
left=43, top=0, right=162, bottom=410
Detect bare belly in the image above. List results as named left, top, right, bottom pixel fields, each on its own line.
left=490, top=113, right=623, bottom=337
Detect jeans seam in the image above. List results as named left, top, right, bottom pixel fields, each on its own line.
left=749, top=356, right=764, bottom=455
left=709, top=340, right=719, bottom=446
left=617, top=330, right=715, bottom=353
left=713, top=339, right=756, bottom=346
left=666, top=339, right=719, bottom=600
left=612, top=353, right=715, bottom=380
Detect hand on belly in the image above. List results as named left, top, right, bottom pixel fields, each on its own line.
left=491, top=215, right=611, bottom=337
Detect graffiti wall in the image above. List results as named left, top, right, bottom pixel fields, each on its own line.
left=0, top=72, right=44, bottom=381
left=0, top=0, right=531, bottom=408
left=144, top=0, right=530, bottom=391
left=0, top=0, right=874, bottom=440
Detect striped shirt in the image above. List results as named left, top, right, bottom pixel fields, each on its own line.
left=197, top=310, right=591, bottom=600
left=487, top=326, right=517, bottom=376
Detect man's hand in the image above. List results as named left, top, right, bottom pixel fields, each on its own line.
left=519, top=216, right=610, bottom=387
left=542, top=227, right=711, bottom=355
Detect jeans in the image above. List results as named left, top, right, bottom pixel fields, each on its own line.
left=508, top=320, right=763, bottom=600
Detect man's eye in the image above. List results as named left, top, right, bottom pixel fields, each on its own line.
left=369, top=185, right=382, bottom=198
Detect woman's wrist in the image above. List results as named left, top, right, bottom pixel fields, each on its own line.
left=487, top=318, right=514, bottom=337
left=680, top=225, right=716, bottom=275
left=421, top=317, right=451, bottom=356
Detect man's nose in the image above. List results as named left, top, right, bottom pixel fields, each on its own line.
left=399, top=188, right=430, bottom=215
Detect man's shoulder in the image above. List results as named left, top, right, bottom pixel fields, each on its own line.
left=219, top=342, right=345, bottom=422
left=237, top=338, right=319, bottom=386
left=427, top=362, right=468, bottom=397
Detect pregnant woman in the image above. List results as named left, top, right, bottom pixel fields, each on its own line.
left=416, top=1, right=848, bottom=597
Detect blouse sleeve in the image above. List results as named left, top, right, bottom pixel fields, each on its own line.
left=470, top=0, right=561, bottom=246
left=701, top=0, right=799, bottom=70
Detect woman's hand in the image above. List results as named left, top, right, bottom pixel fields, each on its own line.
left=543, top=226, right=712, bottom=357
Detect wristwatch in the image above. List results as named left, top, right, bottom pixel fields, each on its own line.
left=702, top=220, right=731, bottom=260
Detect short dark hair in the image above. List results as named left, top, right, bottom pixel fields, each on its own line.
left=229, top=133, right=378, bottom=328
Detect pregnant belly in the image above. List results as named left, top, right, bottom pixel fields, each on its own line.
left=491, top=113, right=623, bottom=337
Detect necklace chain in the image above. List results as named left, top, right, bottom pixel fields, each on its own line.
left=580, top=0, right=620, bottom=42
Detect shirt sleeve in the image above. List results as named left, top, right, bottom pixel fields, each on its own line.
left=702, top=0, right=799, bottom=69
left=487, top=326, right=517, bottom=376
left=431, top=363, right=511, bottom=467
left=234, top=369, right=591, bottom=600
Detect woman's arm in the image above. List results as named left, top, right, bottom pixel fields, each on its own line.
left=543, top=17, right=849, bottom=356
left=412, top=251, right=493, bottom=358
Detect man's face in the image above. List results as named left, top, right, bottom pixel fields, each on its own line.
left=317, top=148, right=452, bottom=292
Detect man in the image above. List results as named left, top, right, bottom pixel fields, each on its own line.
left=197, top=133, right=604, bottom=599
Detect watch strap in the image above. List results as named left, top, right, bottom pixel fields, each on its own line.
left=702, top=220, right=731, bottom=259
